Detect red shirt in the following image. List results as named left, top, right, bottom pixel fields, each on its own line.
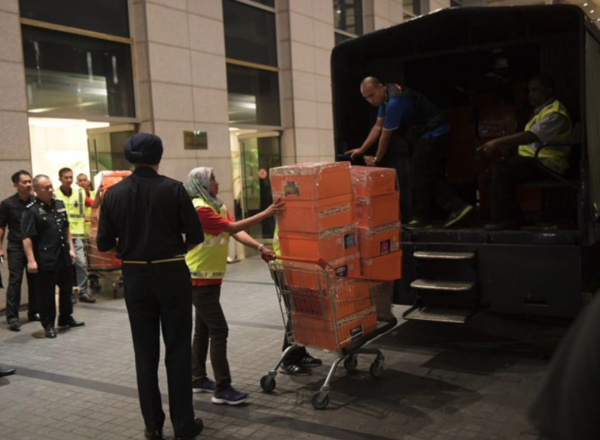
left=191, top=206, right=233, bottom=287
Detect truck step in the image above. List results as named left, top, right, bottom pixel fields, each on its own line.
left=413, top=251, right=475, bottom=260
left=411, top=279, right=475, bottom=291
left=403, top=306, right=472, bottom=324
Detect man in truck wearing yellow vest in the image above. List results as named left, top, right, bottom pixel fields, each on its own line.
left=480, top=74, right=572, bottom=231
left=55, top=168, right=96, bottom=303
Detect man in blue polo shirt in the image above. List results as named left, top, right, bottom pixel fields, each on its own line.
left=348, top=76, right=472, bottom=229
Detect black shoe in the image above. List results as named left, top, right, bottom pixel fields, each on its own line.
left=444, top=205, right=474, bottom=228
left=28, top=313, right=40, bottom=322
left=300, top=354, right=323, bottom=367
left=79, top=295, right=96, bottom=304
left=175, top=418, right=204, bottom=440
left=0, top=367, right=16, bottom=377
left=279, top=364, right=311, bottom=376
left=144, top=429, right=165, bottom=440
left=57, top=317, right=85, bottom=328
left=484, top=220, right=520, bottom=232
left=45, top=326, right=57, bottom=339
left=8, top=321, right=21, bottom=332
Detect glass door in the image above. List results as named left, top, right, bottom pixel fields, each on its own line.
left=238, top=132, right=281, bottom=240
left=87, top=124, right=135, bottom=180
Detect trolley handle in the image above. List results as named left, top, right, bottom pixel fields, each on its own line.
left=273, top=255, right=330, bottom=269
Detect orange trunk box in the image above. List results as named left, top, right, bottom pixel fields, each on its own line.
left=357, top=222, right=401, bottom=259
left=289, top=277, right=372, bottom=321
left=361, top=250, right=402, bottom=281
left=277, top=193, right=355, bottom=233
left=283, top=253, right=361, bottom=290
left=270, top=162, right=351, bottom=201
left=350, top=166, right=398, bottom=198
left=356, top=193, right=400, bottom=228
left=279, top=225, right=358, bottom=262
left=291, top=306, right=378, bottom=351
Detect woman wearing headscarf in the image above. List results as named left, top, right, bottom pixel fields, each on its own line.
left=185, top=167, right=284, bottom=406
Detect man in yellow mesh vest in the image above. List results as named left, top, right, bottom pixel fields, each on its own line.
left=480, top=74, right=572, bottom=231
left=55, top=168, right=96, bottom=303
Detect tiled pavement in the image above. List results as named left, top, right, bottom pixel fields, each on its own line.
left=0, top=257, right=569, bottom=440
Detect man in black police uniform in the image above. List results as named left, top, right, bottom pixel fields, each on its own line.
left=0, top=170, right=38, bottom=331
left=21, top=175, right=85, bottom=339
left=97, top=133, right=204, bottom=440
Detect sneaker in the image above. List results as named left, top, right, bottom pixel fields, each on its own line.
left=300, top=354, right=323, bottom=367
left=211, top=387, right=248, bottom=406
left=279, top=364, right=311, bottom=376
left=192, top=377, right=216, bottom=393
left=403, top=219, right=432, bottom=230
left=444, top=205, right=474, bottom=228
left=79, top=294, right=97, bottom=304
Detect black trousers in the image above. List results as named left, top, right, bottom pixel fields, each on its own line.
left=490, top=156, right=549, bottom=222
left=282, top=320, right=307, bottom=366
left=5, top=243, right=37, bottom=323
left=122, top=261, right=195, bottom=436
left=378, top=135, right=409, bottom=221
left=191, top=284, right=232, bottom=392
left=409, top=134, right=465, bottom=222
left=36, top=260, right=73, bottom=328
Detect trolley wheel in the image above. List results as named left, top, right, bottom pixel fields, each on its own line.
left=311, top=392, right=329, bottom=410
left=370, top=359, right=384, bottom=378
left=260, top=375, right=276, bottom=393
left=344, top=356, right=358, bottom=372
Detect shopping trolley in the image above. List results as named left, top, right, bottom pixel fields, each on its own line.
left=260, top=257, right=398, bottom=409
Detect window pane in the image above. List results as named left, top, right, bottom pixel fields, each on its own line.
left=227, top=64, right=280, bottom=126
left=223, top=0, right=277, bottom=67
left=19, top=0, right=130, bottom=38
left=245, top=0, right=275, bottom=7
left=404, top=0, right=420, bottom=16
left=22, top=26, right=135, bottom=118
left=335, top=32, right=352, bottom=46
left=334, top=0, right=363, bottom=36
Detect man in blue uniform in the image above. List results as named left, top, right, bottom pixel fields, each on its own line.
left=97, top=133, right=204, bottom=440
left=21, top=175, right=85, bottom=339
left=348, top=76, right=472, bottom=229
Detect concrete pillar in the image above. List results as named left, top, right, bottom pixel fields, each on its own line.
left=278, top=0, right=336, bottom=165
left=131, top=0, right=233, bottom=208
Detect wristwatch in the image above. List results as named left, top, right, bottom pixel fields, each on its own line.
left=372, top=157, right=378, bottom=165
left=257, top=244, right=264, bottom=252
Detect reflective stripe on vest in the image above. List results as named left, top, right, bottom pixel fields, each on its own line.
left=84, top=190, right=95, bottom=237
left=273, top=223, right=280, bottom=256
left=55, top=187, right=87, bottom=238
left=518, top=99, right=572, bottom=173
left=185, top=198, right=230, bottom=280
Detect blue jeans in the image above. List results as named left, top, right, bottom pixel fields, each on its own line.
left=73, top=238, right=89, bottom=297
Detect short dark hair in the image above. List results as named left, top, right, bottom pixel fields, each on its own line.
left=58, top=167, right=73, bottom=178
left=11, top=170, right=31, bottom=184
left=361, top=76, right=382, bottom=89
left=531, top=74, right=555, bottom=95
left=32, top=174, right=50, bottom=188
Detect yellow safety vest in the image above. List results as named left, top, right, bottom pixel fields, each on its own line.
left=185, top=198, right=230, bottom=280
left=55, top=187, right=87, bottom=238
left=84, top=190, right=95, bottom=237
left=518, top=99, right=572, bottom=173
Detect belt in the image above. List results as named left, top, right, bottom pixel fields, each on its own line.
left=122, top=256, right=186, bottom=265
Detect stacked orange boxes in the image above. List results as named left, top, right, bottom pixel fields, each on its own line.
left=270, top=162, right=378, bottom=347
left=270, top=162, right=360, bottom=279
left=351, top=166, right=402, bottom=281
